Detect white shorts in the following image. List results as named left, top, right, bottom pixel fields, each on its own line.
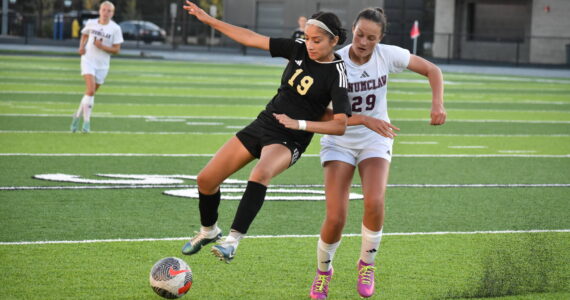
left=320, top=138, right=393, bottom=166
left=81, top=58, right=109, bottom=84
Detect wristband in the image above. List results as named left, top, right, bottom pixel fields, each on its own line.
left=298, top=120, right=307, bottom=131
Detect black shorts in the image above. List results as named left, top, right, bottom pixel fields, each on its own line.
left=236, top=115, right=308, bottom=166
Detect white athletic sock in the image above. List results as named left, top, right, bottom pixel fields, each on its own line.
left=226, top=230, right=243, bottom=249
left=74, top=95, right=88, bottom=118
left=200, top=222, right=220, bottom=238
left=82, top=95, right=94, bottom=122
left=317, top=238, right=340, bottom=272
left=360, top=224, right=383, bottom=264
left=229, top=230, right=244, bottom=241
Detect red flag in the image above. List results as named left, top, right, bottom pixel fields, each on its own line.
left=410, top=20, right=420, bottom=39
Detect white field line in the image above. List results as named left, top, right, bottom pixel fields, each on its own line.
left=498, top=150, right=537, bottom=154
left=2, top=76, right=460, bottom=86
left=0, top=90, right=269, bottom=100
left=2, top=98, right=570, bottom=114
left=0, top=113, right=254, bottom=120
left=0, top=82, right=265, bottom=92
left=1, top=130, right=570, bottom=137
left=17, top=102, right=570, bottom=114
left=1, top=229, right=568, bottom=246
left=0, top=130, right=237, bottom=135
left=392, top=118, right=570, bottom=124
left=2, top=63, right=569, bottom=84
left=1, top=153, right=569, bottom=158
left=399, top=141, right=439, bottom=144
left=2, top=183, right=569, bottom=191
left=185, top=122, right=224, bottom=126
left=1, top=94, right=569, bottom=105
left=0, top=76, right=278, bottom=87
left=448, top=146, right=488, bottom=149
left=2, top=113, right=570, bottom=124
left=389, top=107, right=570, bottom=114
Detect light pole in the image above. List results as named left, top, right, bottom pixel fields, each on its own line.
left=170, top=2, right=177, bottom=49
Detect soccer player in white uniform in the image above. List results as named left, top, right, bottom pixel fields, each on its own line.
left=310, top=8, right=447, bottom=299
left=71, top=1, right=123, bottom=133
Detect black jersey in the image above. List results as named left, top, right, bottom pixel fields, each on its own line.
left=252, top=38, right=350, bottom=149
left=266, top=38, right=350, bottom=120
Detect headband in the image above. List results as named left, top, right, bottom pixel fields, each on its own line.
left=306, top=19, right=336, bottom=37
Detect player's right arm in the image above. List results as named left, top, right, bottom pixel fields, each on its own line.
left=183, top=1, right=269, bottom=51
left=78, top=33, right=88, bottom=55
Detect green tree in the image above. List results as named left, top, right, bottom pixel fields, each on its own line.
left=34, top=0, right=55, bottom=37
left=198, top=0, right=222, bottom=18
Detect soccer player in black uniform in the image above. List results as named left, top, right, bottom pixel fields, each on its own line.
left=181, top=1, right=350, bottom=263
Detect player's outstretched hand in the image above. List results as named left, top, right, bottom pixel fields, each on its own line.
left=78, top=47, right=86, bottom=55
left=273, top=113, right=302, bottom=130
left=363, top=117, right=400, bottom=139
left=430, top=103, right=446, bottom=125
left=183, top=1, right=211, bottom=23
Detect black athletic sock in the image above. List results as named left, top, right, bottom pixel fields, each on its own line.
left=231, top=181, right=267, bottom=234
left=198, top=189, right=221, bottom=227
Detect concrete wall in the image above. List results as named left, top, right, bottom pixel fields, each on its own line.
left=456, top=0, right=531, bottom=63
left=225, top=0, right=570, bottom=64
left=529, top=0, right=570, bottom=64
left=433, top=0, right=570, bottom=64
left=432, top=0, right=455, bottom=59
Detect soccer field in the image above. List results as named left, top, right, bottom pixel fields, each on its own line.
left=0, top=54, right=569, bottom=299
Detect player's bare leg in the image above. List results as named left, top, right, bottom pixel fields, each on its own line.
left=355, top=157, right=390, bottom=298
left=182, top=137, right=255, bottom=256
left=72, top=74, right=98, bottom=133
left=212, top=143, right=292, bottom=263
left=311, top=161, right=354, bottom=298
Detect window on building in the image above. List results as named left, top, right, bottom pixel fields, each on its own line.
left=466, top=2, right=527, bottom=42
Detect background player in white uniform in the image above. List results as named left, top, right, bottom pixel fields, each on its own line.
left=182, top=1, right=350, bottom=264
left=310, top=8, right=447, bottom=299
left=71, top=1, right=123, bottom=133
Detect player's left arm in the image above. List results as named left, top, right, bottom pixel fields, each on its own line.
left=93, top=39, right=121, bottom=54
left=407, top=55, right=446, bottom=125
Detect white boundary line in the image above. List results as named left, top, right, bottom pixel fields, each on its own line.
left=1, top=153, right=569, bottom=158
left=2, top=183, right=569, bottom=191
left=0, top=113, right=255, bottom=120
left=3, top=130, right=570, bottom=137
left=2, top=113, right=570, bottom=124
left=2, top=229, right=568, bottom=245
left=1, top=95, right=569, bottom=105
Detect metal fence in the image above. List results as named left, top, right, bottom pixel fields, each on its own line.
left=2, top=14, right=570, bottom=66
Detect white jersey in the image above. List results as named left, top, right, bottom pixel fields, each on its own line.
left=322, top=43, right=410, bottom=148
left=81, top=19, right=123, bottom=69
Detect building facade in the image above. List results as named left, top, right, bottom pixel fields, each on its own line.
left=222, top=0, right=570, bottom=65
left=433, top=0, right=570, bottom=64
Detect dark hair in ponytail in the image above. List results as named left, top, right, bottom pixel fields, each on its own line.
left=353, top=7, right=387, bottom=36
left=310, top=11, right=347, bottom=45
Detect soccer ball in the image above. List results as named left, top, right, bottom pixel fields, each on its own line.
left=149, top=257, right=193, bottom=299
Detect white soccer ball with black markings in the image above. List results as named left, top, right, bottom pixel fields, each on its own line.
left=149, top=257, right=193, bottom=299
